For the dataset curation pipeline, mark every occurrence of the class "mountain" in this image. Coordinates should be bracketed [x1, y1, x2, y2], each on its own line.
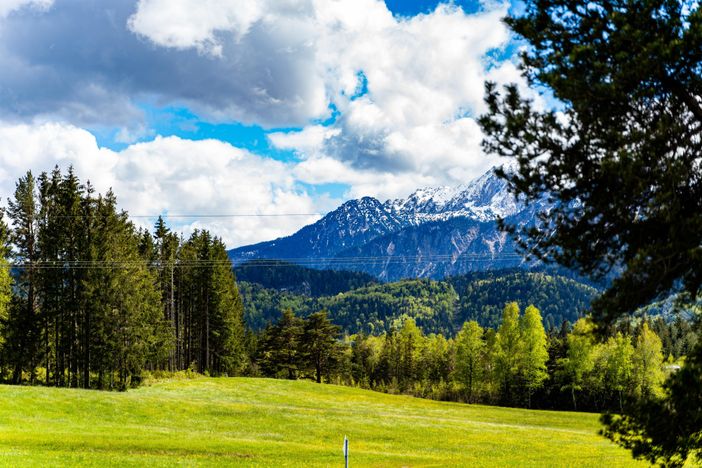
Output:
[229, 166, 546, 280]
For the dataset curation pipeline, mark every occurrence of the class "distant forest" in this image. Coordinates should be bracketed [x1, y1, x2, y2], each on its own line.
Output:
[237, 261, 598, 335]
[0, 168, 695, 416]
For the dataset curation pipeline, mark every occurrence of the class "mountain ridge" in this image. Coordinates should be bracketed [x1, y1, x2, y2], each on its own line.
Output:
[229, 166, 544, 280]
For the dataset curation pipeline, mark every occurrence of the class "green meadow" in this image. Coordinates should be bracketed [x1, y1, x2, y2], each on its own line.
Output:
[0, 377, 644, 467]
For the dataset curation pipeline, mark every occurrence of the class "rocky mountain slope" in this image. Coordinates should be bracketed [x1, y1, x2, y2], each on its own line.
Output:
[229, 166, 545, 280]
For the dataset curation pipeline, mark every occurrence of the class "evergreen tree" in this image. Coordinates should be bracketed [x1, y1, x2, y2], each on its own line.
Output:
[259, 309, 304, 379]
[153, 217, 179, 370]
[6, 171, 40, 384]
[85, 192, 167, 389]
[207, 238, 245, 375]
[479, 1, 702, 461]
[300, 310, 342, 383]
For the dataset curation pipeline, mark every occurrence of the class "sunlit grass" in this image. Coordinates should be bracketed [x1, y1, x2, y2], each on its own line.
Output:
[0, 377, 645, 466]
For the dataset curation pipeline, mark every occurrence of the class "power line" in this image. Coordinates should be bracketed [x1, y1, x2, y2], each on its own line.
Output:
[46, 212, 327, 219]
[4, 253, 527, 269]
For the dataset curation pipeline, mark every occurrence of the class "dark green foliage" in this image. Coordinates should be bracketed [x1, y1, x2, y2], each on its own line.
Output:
[479, 0, 702, 463]
[0, 168, 246, 388]
[258, 309, 344, 382]
[241, 271, 598, 336]
[479, 0, 702, 326]
[455, 271, 597, 330]
[234, 260, 377, 296]
[258, 309, 304, 379]
[301, 311, 343, 383]
[240, 278, 458, 335]
[323, 280, 458, 336]
[6, 172, 41, 384]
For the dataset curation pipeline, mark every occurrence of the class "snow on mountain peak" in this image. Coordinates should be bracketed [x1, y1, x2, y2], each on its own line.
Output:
[383, 166, 520, 224]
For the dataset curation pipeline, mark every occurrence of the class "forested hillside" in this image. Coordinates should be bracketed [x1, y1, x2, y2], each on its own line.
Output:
[453, 271, 598, 330]
[240, 279, 458, 335]
[239, 268, 599, 335]
[234, 260, 377, 296]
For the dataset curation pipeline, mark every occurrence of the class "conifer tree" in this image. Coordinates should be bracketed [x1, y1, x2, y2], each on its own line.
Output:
[208, 237, 245, 375]
[259, 309, 304, 379]
[301, 310, 342, 383]
[6, 171, 40, 383]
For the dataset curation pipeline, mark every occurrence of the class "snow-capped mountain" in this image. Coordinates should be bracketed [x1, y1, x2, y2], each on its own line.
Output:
[229, 166, 544, 280]
[384, 167, 519, 224]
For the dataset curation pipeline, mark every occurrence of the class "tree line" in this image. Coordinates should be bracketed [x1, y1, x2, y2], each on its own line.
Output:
[256, 302, 679, 413]
[239, 272, 598, 337]
[0, 168, 246, 389]
[0, 168, 687, 418]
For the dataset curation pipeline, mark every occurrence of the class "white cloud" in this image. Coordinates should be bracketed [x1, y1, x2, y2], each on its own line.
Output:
[0, 0, 535, 243]
[0, 0, 52, 17]
[269, 1, 521, 196]
[128, 0, 268, 56]
[267, 125, 340, 156]
[0, 122, 325, 247]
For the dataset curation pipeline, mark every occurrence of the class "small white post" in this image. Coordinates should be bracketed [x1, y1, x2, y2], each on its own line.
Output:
[343, 435, 349, 468]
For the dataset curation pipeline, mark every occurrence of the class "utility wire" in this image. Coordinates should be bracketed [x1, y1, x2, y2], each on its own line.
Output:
[3, 253, 526, 269]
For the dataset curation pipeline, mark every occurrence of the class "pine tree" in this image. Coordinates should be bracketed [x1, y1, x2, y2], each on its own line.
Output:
[6, 171, 40, 383]
[300, 310, 342, 383]
[84, 192, 166, 389]
[259, 309, 304, 379]
[153, 217, 178, 370]
[479, 2, 702, 458]
[208, 237, 245, 375]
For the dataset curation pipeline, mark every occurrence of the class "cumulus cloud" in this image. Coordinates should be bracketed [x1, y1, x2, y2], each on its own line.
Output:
[0, 0, 327, 127]
[0, 0, 52, 17]
[0, 122, 324, 247]
[0, 0, 534, 242]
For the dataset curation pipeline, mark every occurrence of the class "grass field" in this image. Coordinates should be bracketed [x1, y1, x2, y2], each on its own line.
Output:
[0, 377, 645, 467]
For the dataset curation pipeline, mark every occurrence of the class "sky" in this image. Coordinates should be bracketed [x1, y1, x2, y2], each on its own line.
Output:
[0, 0, 534, 248]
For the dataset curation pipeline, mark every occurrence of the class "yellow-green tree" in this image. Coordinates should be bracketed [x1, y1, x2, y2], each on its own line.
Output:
[454, 320, 485, 402]
[519, 305, 549, 407]
[496, 302, 521, 403]
[559, 318, 596, 410]
[633, 322, 665, 399]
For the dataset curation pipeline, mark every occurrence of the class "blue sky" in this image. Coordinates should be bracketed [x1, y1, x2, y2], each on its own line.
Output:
[0, 0, 526, 247]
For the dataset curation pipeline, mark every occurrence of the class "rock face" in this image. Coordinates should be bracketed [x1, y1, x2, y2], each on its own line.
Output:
[229, 166, 545, 280]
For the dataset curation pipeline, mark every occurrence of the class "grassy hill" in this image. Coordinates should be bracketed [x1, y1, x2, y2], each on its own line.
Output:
[0, 377, 643, 467]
